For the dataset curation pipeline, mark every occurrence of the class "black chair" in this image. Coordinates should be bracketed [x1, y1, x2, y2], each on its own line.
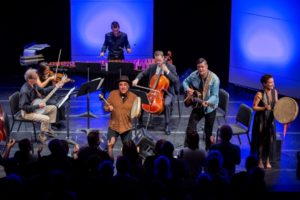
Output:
[217, 103, 253, 145]
[216, 88, 230, 125]
[203, 88, 230, 140]
[8, 91, 37, 141]
[171, 79, 182, 118]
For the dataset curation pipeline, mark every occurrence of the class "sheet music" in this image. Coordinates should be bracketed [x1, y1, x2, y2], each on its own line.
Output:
[92, 77, 105, 90]
[58, 87, 76, 108]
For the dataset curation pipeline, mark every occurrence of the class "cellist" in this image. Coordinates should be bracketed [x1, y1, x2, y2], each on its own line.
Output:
[132, 50, 179, 135]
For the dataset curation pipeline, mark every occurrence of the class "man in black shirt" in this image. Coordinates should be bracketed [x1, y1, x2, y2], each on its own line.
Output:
[100, 21, 131, 60]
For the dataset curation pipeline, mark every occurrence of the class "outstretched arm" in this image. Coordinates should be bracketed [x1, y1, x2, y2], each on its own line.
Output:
[1, 139, 16, 160]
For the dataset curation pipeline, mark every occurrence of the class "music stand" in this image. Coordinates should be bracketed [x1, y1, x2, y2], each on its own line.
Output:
[77, 77, 104, 134]
[57, 87, 77, 145]
[130, 89, 150, 134]
[130, 89, 149, 104]
[107, 62, 134, 78]
[75, 62, 102, 118]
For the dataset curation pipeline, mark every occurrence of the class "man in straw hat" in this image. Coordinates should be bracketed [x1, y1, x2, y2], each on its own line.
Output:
[102, 75, 137, 158]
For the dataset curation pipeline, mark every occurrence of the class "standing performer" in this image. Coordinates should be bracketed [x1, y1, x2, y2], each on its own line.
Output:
[102, 75, 137, 158]
[251, 74, 278, 169]
[182, 58, 219, 150]
[100, 21, 131, 60]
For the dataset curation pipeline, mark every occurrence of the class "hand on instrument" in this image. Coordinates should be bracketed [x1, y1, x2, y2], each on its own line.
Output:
[39, 102, 46, 108]
[55, 81, 64, 88]
[161, 64, 170, 74]
[108, 105, 114, 112]
[126, 48, 131, 53]
[48, 75, 56, 81]
[202, 101, 209, 107]
[55, 75, 67, 88]
[100, 52, 104, 57]
[187, 88, 194, 96]
[132, 79, 139, 86]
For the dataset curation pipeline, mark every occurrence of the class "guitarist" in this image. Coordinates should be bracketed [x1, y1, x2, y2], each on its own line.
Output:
[182, 58, 220, 150]
[19, 68, 64, 143]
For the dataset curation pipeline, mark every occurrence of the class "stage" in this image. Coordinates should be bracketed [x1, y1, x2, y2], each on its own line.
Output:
[0, 75, 299, 193]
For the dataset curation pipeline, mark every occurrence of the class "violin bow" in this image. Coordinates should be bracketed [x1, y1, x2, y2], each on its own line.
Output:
[54, 49, 62, 77]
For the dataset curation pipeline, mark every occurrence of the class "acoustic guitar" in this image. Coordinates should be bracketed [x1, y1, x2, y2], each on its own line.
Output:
[184, 89, 204, 108]
[184, 87, 213, 109]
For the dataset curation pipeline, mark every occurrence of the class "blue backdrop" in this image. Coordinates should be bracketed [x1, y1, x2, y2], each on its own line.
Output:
[229, 0, 300, 98]
[71, 0, 153, 61]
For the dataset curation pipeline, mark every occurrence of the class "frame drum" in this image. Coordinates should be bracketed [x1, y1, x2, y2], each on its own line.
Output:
[131, 97, 141, 119]
[274, 97, 299, 124]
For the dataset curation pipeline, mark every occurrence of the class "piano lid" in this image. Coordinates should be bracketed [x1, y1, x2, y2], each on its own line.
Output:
[21, 43, 50, 66]
[23, 43, 50, 57]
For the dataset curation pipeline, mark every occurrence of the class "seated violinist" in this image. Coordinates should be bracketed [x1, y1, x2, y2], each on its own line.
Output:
[132, 50, 179, 135]
[36, 62, 70, 129]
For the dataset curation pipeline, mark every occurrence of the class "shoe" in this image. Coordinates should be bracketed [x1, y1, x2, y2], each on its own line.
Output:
[59, 122, 66, 129]
[165, 125, 171, 135]
[51, 122, 64, 130]
[51, 125, 58, 131]
[45, 130, 57, 138]
[38, 133, 47, 143]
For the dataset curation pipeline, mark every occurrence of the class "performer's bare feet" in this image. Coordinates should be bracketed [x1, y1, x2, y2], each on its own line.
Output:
[258, 159, 264, 169]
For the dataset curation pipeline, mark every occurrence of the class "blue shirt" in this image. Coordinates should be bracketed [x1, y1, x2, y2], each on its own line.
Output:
[182, 70, 220, 114]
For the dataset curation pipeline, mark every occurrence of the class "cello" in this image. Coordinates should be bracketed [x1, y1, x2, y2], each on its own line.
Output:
[141, 67, 170, 114]
[0, 104, 8, 142]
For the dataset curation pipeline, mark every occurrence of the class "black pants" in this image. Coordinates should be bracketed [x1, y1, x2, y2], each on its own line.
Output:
[186, 108, 216, 149]
[164, 94, 173, 126]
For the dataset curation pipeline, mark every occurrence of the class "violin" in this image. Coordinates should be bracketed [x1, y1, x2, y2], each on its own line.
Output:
[141, 67, 170, 114]
[46, 49, 74, 84]
[48, 70, 74, 84]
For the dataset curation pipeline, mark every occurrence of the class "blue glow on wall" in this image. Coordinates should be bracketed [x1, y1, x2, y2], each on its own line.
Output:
[71, 0, 153, 61]
[229, 0, 300, 98]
